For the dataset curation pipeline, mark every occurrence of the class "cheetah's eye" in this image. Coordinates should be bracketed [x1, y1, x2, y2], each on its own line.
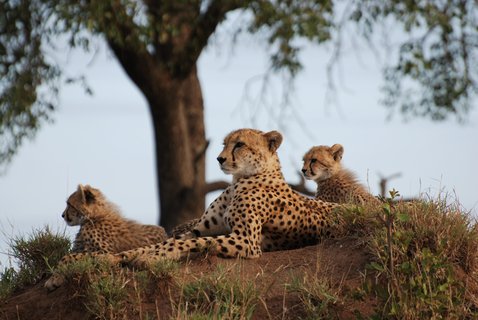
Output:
[234, 142, 245, 149]
[310, 159, 317, 163]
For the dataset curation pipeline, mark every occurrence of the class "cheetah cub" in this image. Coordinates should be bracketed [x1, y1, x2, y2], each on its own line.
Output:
[44, 184, 167, 291]
[109, 129, 341, 269]
[302, 144, 379, 205]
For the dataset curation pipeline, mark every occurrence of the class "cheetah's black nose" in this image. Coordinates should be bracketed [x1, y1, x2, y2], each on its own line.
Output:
[217, 157, 226, 165]
[62, 213, 65, 218]
[301, 169, 307, 174]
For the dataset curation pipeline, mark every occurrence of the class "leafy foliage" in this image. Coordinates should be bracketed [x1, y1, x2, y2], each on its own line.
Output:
[0, 0, 60, 165]
[0, 0, 477, 164]
[248, 0, 334, 76]
[350, 0, 478, 121]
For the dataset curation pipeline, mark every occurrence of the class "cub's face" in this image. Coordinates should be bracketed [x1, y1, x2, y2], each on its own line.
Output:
[217, 129, 282, 178]
[61, 184, 99, 226]
[62, 199, 85, 226]
[302, 144, 344, 181]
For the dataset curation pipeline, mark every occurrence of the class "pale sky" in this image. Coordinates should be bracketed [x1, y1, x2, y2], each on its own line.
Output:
[1, 25, 477, 267]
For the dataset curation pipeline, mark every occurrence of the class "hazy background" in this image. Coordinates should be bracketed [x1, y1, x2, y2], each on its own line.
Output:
[1, 34, 477, 268]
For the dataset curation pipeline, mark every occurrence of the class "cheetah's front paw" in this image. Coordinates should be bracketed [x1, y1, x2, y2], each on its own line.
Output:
[44, 273, 65, 292]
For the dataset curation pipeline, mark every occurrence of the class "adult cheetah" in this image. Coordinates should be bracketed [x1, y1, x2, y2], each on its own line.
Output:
[44, 184, 167, 290]
[112, 129, 342, 268]
[302, 144, 379, 205]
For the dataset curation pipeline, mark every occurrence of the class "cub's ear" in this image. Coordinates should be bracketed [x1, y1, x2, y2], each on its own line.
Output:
[330, 144, 344, 161]
[77, 184, 86, 203]
[83, 185, 96, 204]
[264, 130, 283, 152]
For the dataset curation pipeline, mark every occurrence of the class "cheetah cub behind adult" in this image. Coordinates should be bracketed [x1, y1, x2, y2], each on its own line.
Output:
[44, 184, 168, 291]
[302, 144, 379, 205]
[110, 129, 341, 269]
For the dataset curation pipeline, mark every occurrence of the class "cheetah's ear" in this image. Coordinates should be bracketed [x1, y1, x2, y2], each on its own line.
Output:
[77, 184, 86, 203]
[83, 185, 96, 204]
[264, 130, 283, 152]
[330, 144, 344, 162]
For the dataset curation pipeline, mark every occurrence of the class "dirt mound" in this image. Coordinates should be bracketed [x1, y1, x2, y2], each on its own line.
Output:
[1, 237, 376, 319]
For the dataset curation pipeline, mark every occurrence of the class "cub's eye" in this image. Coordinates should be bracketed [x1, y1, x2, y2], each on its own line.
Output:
[310, 159, 317, 163]
[234, 142, 245, 148]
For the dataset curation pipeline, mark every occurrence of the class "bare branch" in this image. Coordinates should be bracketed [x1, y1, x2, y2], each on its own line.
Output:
[204, 181, 230, 195]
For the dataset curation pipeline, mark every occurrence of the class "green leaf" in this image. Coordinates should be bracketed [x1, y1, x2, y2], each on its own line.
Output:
[368, 262, 385, 272]
[397, 213, 410, 222]
[382, 203, 391, 216]
[438, 283, 448, 292]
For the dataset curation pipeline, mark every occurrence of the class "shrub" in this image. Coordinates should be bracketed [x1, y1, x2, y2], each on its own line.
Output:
[351, 191, 478, 319]
[0, 227, 70, 298]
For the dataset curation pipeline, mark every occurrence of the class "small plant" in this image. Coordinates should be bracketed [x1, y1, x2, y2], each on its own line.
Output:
[286, 273, 341, 319]
[148, 259, 181, 279]
[174, 264, 259, 320]
[54, 255, 102, 289]
[0, 267, 17, 300]
[11, 227, 71, 282]
[57, 256, 130, 319]
[84, 268, 130, 320]
[0, 226, 70, 298]
[133, 259, 180, 301]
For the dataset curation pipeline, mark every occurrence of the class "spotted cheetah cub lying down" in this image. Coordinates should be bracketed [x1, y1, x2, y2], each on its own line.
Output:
[44, 184, 168, 291]
[108, 129, 341, 269]
[302, 144, 379, 205]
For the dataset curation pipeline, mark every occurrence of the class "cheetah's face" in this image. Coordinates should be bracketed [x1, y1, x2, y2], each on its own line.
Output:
[217, 129, 282, 178]
[62, 202, 85, 226]
[61, 184, 100, 226]
[302, 144, 344, 181]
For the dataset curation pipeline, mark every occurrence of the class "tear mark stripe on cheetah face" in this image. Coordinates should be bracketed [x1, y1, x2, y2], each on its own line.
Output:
[109, 129, 340, 268]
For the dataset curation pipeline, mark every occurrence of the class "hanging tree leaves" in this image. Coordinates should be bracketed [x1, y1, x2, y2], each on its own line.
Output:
[0, 1, 60, 164]
[350, 0, 478, 121]
[0, 0, 477, 163]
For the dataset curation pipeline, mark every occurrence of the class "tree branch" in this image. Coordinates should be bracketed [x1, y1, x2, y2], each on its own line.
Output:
[204, 180, 231, 195]
[108, 42, 156, 95]
[177, 0, 245, 76]
[103, 3, 157, 95]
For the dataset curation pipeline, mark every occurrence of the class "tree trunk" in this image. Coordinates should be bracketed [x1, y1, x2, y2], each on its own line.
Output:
[146, 67, 206, 232]
[104, 1, 239, 231]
